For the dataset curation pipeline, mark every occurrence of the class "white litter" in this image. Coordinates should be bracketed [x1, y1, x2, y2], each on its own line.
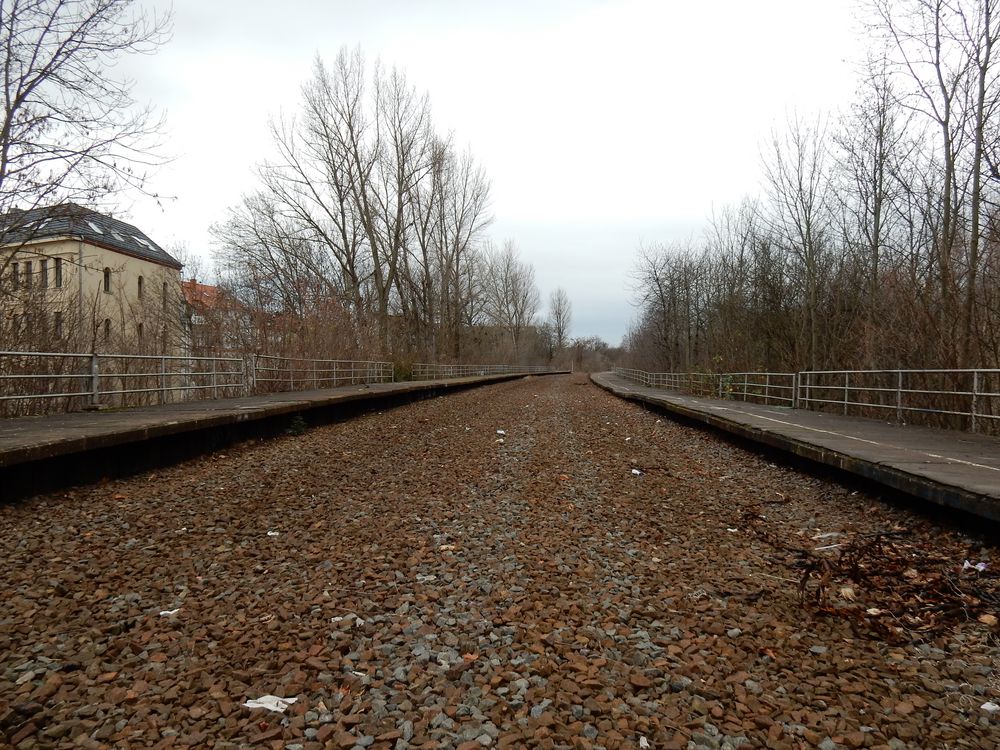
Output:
[639, 738, 651, 749]
[727, 528, 738, 533]
[631, 469, 643, 476]
[496, 430, 506, 436]
[243, 695, 298, 713]
[159, 608, 180, 616]
[330, 613, 364, 627]
[439, 544, 457, 552]
[963, 560, 989, 572]
[982, 701, 1000, 713]
[625, 437, 632, 442]
[266, 531, 279, 537]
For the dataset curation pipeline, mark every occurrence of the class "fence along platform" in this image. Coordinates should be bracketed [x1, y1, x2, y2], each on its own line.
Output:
[593, 371, 1000, 523]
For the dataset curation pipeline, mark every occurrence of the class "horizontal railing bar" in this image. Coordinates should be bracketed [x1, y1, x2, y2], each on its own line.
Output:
[0, 373, 91, 380]
[98, 371, 243, 380]
[0, 351, 93, 358]
[802, 368, 1000, 375]
[0, 391, 94, 401]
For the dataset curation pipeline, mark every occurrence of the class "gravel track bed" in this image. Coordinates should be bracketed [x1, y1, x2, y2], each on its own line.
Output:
[1, 373, 998, 750]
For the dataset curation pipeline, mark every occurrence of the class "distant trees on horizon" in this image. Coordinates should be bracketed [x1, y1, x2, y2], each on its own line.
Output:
[626, 0, 1000, 374]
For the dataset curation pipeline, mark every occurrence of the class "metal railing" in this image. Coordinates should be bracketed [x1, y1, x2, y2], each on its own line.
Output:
[412, 363, 557, 380]
[614, 368, 795, 405]
[0, 351, 245, 416]
[720, 372, 797, 405]
[252, 355, 393, 393]
[615, 367, 1000, 433]
[797, 369, 1000, 432]
[0, 350, 558, 417]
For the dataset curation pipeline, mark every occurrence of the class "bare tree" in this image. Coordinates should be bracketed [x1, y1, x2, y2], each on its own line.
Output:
[0, 0, 170, 263]
[215, 49, 451, 356]
[872, 0, 1000, 364]
[548, 287, 572, 351]
[833, 58, 916, 362]
[483, 240, 540, 360]
[761, 114, 833, 369]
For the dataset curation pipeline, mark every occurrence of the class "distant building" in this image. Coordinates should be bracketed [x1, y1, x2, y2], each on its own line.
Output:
[181, 278, 227, 354]
[0, 203, 185, 352]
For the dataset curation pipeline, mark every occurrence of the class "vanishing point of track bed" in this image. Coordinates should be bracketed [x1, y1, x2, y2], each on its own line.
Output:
[1, 373, 998, 750]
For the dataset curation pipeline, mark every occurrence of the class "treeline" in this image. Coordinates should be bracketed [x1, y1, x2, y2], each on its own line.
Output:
[211, 48, 562, 365]
[627, 0, 1000, 374]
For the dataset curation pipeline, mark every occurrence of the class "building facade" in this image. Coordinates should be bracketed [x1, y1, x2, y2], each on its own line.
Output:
[0, 203, 185, 353]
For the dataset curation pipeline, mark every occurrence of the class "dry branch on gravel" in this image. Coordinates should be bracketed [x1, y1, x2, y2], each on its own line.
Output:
[742, 508, 1000, 643]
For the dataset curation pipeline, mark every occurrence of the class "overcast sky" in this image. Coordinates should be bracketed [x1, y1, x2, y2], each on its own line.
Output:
[123, 0, 867, 344]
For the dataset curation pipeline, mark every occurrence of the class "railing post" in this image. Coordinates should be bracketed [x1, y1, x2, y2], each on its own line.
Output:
[212, 360, 218, 400]
[765, 373, 771, 405]
[971, 370, 979, 433]
[792, 373, 799, 409]
[90, 353, 100, 407]
[160, 356, 166, 404]
[844, 372, 849, 415]
[896, 370, 903, 424]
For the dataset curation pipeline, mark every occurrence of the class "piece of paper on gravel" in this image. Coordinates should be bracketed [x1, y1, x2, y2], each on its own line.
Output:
[243, 695, 298, 713]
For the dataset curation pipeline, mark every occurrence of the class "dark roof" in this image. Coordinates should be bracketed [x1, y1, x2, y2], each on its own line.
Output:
[0, 203, 182, 270]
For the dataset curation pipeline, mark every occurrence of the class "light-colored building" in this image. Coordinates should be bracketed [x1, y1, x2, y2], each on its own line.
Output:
[0, 203, 184, 352]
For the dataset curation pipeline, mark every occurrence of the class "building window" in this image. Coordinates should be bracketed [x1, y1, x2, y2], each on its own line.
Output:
[54, 258, 63, 288]
[103, 268, 111, 293]
[54, 312, 63, 338]
[103, 318, 111, 340]
[11, 262, 18, 290]
[39, 259, 48, 289]
[137, 322, 144, 345]
[24, 260, 32, 290]
[162, 281, 168, 311]
[137, 275, 144, 298]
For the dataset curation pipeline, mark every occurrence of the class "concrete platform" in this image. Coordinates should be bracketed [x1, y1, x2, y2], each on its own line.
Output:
[592, 371, 1000, 523]
[0, 373, 564, 501]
